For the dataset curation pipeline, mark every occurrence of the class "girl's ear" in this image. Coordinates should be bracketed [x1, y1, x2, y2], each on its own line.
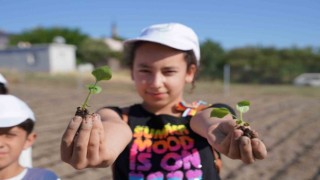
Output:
[185, 64, 197, 83]
[23, 132, 37, 150]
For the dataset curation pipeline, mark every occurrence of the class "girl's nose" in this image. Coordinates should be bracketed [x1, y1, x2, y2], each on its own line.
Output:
[148, 73, 163, 88]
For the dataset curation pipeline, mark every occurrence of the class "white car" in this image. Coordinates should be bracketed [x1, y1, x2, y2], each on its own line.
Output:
[294, 73, 320, 87]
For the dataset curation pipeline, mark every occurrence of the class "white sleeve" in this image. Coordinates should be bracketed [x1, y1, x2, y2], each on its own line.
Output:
[19, 147, 33, 167]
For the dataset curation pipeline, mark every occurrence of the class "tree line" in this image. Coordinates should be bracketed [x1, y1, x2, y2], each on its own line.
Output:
[9, 27, 320, 84]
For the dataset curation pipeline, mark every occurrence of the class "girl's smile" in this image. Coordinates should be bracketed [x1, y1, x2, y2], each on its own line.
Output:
[145, 90, 168, 100]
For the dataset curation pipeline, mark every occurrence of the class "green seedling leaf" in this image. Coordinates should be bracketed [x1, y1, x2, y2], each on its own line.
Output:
[87, 84, 102, 94]
[236, 100, 250, 114]
[210, 108, 230, 118]
[210, 100, 251, 128]
[80, 66, 112, 110]
[209, 100, 256, 138]
[237, 100, 250, 107]
[92, 66, 112, 82]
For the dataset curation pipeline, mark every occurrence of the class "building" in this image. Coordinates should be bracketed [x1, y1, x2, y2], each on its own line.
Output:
[0, 42, 76, 74]
[104, 38, 123, 52]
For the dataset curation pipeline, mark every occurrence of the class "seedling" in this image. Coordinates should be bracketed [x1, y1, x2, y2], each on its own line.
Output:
[75, 66, 112, 118]
[210, 100, 258, 139]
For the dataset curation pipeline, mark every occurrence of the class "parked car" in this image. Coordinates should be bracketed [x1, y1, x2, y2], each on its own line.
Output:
[294, 73, 320, 87]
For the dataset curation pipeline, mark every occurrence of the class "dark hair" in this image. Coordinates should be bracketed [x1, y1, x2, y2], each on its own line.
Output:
[124, 41, 198, 89]
[0, 83, 8, 94]
[17, 119, 35, 135]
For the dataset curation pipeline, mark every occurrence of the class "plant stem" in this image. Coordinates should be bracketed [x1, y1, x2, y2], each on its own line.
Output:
[81, 81, 98, 110]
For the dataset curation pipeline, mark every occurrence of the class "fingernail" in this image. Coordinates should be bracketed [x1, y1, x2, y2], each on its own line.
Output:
[73, 116, 82, 122]
[246, 138, 250, 145]
[253, 139, 260, 147]
[84, 117, 92, 124]
[234, 131, 242, 140]
[242, 138, 250, 146]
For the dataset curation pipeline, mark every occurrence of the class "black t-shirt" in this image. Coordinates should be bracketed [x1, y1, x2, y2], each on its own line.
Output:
[111, 104, 221, 180]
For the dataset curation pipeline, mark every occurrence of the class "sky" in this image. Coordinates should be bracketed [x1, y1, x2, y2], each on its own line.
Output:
[0, 0, 319, 49]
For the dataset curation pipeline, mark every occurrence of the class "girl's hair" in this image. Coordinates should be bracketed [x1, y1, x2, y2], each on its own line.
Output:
[124, 42, 198, 90]
[0, 83, 8, 94]
[17, 119, 34, 135]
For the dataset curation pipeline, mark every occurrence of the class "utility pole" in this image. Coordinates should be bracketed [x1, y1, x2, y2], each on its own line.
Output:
[224, 64, 230, 96]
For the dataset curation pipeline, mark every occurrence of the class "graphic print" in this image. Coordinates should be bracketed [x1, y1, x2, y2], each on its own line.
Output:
[129, 123, 203, 180]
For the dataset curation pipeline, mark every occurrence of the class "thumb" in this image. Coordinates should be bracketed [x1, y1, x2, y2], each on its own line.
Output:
[208, 120, 241, 149]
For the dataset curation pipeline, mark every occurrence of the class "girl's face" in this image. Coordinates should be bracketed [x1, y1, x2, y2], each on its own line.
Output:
[0, 126, 35, 170]
[132, 42, 196, 114]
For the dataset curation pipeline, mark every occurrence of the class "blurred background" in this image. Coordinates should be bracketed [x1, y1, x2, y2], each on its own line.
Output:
[1, 0, 320, 179]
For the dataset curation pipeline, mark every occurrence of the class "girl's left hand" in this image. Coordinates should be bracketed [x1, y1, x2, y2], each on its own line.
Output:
[207, 120, 267, 164]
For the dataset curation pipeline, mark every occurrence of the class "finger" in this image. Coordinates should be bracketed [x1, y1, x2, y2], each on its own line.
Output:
[251, 138, 267, 159]
[72, 115, 93, 168]
[61, 116, 82, 162]
[239, 136, 255, 164]
[218, 134, 231, 155]
[97, 118, 110, 167]
[87, 114, 103, 165]
[227, 130, 242, 159]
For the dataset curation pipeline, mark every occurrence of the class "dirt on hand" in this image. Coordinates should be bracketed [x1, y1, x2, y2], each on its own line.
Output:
[237, 125, 259, 139]
[75, 107, 89, 118]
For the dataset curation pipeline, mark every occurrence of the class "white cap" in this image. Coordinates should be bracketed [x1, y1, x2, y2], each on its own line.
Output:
[0, 73, 7, 85]
[124, 23, 200, 65]
[0, 95, 35, 127]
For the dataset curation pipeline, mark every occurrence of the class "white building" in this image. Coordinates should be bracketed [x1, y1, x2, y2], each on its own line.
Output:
[0, 43, 76, 74]
[104, 38, 123, 52]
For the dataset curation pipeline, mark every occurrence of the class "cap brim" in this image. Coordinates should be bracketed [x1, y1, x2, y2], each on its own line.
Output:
[124, 37, 193, 51]
[0, 117, 27, 127]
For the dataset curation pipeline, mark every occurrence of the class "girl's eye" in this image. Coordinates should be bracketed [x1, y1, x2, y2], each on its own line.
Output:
[163, 70, 176, 75]
[6, 133, 17, 138]
[138, 69, 151, 73]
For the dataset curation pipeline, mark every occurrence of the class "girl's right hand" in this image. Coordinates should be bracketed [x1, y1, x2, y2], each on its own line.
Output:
[60, 114, 111, 169]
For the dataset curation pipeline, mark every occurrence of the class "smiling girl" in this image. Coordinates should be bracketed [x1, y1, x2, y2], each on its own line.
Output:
[61, 23, 267, 180]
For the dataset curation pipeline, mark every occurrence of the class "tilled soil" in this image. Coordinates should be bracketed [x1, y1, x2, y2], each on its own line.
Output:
[9, 78, 320, 180]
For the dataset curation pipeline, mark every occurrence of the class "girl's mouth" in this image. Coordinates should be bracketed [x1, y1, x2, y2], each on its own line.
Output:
[147, 91, 167, 99]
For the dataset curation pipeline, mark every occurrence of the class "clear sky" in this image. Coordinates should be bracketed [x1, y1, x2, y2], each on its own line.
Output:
[1, 0, 319, 49]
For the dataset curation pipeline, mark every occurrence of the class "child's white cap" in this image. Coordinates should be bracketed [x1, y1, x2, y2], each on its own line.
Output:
[124, 23, 200, 65]
[0, 95, 35, 127]
[0, 73, 7, 85]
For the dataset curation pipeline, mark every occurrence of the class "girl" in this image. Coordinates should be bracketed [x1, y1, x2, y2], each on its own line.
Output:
[61, 23, 267, 180]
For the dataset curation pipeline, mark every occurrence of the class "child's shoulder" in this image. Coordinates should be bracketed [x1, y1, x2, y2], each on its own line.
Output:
[24, 168, 59, 180]
[96, 104, 137, 122]
[98, 104, 139, 115]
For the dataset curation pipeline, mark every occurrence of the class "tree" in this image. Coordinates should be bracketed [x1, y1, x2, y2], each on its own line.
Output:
[199, 39, 225, 79]
[77, 39, 112, 67]
[225, 46, 320, 84]
[9, 27, 88, 47]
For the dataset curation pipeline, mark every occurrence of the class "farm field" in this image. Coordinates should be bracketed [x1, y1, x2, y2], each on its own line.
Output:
[3, 71, 320, 180]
